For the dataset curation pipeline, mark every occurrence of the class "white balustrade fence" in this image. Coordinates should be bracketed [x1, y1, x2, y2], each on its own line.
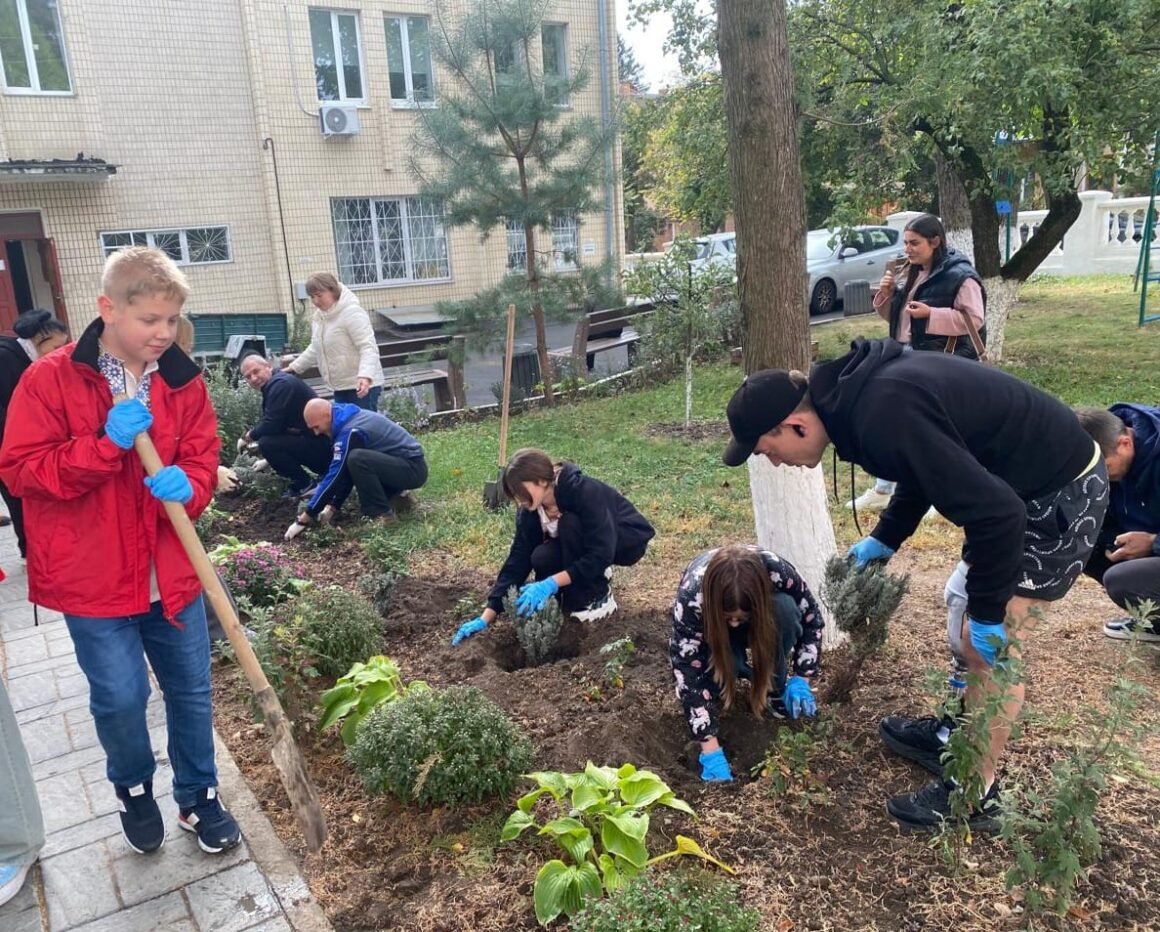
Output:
[887, 190, 1158, 276]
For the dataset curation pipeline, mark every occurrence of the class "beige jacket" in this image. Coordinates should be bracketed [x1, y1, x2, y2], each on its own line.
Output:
[288, 285, 384, 391]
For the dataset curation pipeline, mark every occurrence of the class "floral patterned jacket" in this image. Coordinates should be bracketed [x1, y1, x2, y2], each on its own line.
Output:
[669, 547, 823, 740]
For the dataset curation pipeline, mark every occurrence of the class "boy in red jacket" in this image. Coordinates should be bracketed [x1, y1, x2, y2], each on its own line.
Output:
[0, 247, 241, 856]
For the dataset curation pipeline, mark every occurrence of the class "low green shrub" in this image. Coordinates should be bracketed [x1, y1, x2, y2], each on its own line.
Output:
[348, 686, 533, 807]
[286, 586, 384, 679]
[569, 870, 760, 932]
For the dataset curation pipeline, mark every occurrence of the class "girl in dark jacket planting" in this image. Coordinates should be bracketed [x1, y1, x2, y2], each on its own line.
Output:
[452, 448, 655, 645]
[0, 309, 70, 555]
[670, 546, 823, 782]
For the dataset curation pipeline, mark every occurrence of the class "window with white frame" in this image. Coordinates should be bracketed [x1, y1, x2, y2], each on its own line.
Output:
[309, 8, 365, 103]
[541, 24, 568, 107]
[552, 211, 579, 271]
[99, 227, 232, 266]
[505, 219, 527, 273]
[0, 0, 71, 93]
[385, 14, 434, 105]
[331, 197, 450, 286]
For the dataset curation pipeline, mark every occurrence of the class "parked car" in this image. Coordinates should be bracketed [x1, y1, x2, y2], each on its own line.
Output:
[806, 225, 903, 315]
[686, 232, 737, 272]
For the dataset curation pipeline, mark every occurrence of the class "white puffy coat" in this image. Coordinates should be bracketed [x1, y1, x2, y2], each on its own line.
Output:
[288, 285, 384, 392]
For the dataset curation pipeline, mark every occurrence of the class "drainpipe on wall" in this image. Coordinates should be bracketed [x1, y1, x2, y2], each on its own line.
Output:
[596, 0, 616, 285]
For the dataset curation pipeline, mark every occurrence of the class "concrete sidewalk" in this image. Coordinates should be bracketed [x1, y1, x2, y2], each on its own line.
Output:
[0, 529, 332, 932]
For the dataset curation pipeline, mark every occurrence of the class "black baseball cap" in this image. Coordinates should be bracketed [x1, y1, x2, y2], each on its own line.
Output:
[722, 369, 808, 467]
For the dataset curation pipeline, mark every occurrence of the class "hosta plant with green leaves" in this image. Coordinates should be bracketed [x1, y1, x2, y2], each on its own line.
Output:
[501, 762, 734, 926]
[318, 656, 428, 746]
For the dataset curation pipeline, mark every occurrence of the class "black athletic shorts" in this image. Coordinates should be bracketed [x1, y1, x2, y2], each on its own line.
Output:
[1015, 448, 1109, 602]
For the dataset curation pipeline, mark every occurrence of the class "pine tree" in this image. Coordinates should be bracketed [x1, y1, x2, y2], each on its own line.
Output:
[413, 0, 616, 404]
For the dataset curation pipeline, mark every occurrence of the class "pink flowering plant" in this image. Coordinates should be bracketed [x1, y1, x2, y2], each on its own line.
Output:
[221, 544, 307, 608]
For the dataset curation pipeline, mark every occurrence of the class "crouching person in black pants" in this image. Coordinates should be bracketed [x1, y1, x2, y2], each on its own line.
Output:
[284, 398, 427, 540]
[238, 353, 332, 498]
[451, 448, 655, 645]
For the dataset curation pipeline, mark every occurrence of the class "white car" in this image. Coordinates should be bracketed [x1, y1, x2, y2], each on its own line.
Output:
[806, 226, 903, 315]
[687, 232, 737, 272]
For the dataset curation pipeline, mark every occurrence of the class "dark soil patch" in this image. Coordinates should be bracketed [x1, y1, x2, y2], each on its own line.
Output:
[213, 544, 1160, 932]
[644, 419, 730, 441]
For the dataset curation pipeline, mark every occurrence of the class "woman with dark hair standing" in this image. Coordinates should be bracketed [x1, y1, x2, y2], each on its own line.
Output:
[850, 212, 988, 512]
[0, 309, 70, 554]
[451, 448, 655, 645]
[670, 545, 823, 782]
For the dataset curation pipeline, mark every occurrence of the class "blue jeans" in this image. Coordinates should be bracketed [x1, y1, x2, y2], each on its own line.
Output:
[333, 386, 381, 412]
[725, 592, 803, 696]
[64, 596, 217, 807]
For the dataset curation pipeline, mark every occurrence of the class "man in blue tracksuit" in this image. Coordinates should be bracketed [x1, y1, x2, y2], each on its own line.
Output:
[284, 399, 427, 539]
[1077, 403, 1160, 641]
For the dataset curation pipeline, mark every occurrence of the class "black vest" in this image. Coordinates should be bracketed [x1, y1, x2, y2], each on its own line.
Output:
[889, 250, 987, 360]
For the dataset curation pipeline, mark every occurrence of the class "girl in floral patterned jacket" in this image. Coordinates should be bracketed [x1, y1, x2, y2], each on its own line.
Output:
[669, 545, 824, 782]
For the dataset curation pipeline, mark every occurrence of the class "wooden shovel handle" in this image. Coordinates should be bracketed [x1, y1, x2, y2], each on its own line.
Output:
[498, 303, 517, 467]
[130, 431, 274, 697]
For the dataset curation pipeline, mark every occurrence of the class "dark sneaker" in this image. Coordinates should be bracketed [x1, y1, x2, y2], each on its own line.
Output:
[886, 778, 1001, 833]
[765, 695, 789, 720]
[879, 714, 955, 776]
[1102, 616, 1160, 643]
[178, 787, 241, 854]
[115, 781, 165, 854]
[390, 491, 415, 514]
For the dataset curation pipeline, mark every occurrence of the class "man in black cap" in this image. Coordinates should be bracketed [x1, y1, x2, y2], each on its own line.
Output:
[722, 338, 1108, 832]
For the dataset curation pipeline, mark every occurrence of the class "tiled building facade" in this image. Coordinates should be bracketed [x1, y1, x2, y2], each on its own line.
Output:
[0, 0, 622, 341]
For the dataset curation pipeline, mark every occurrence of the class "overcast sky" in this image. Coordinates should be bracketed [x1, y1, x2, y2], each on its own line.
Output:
[615, 2, 683, 91]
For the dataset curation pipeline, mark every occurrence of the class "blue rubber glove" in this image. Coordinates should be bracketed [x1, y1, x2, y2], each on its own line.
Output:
[452, 616, 488, 646]
[699, 748, 733, 782]
[515, 577, 560, 616]
[104, 399, 153, 450]
[968, 617, 1008, 667]
[782, 676, 817, 720]
[144, 465, 193, 504]
[847, 536, 895, 569]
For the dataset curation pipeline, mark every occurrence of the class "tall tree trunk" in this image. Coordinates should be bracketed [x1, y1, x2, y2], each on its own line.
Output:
[935, 149, 974, 262]
[717, 0, 840, 647]
[522, 225, 555, 405]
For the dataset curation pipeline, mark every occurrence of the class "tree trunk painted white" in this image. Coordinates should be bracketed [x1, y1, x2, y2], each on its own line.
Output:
[684, 355, 693, 427]
[981, 276, 1020, 362]
[945, 228, 975, 264]
[748, 457, 844, 648]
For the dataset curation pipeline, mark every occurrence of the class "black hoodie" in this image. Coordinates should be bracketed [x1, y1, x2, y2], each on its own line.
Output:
[811, 338, 1095, 620]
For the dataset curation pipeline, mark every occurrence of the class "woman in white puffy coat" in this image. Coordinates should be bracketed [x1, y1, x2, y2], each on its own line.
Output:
[287, 272, 384, 411]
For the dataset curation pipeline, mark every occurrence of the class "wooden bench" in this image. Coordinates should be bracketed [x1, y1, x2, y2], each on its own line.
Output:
[549, 303, 654, 375]
[285, 334, 466, 411]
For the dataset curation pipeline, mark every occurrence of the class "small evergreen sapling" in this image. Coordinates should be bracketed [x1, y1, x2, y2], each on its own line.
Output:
[820, 555, 909, 703]
[504, 585, 564, 666]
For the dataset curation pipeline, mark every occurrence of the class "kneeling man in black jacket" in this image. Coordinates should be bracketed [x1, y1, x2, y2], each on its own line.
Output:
[239, 352, 331, 498]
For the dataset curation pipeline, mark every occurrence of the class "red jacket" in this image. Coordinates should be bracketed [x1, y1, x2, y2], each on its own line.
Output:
[0, 319, 219, 620]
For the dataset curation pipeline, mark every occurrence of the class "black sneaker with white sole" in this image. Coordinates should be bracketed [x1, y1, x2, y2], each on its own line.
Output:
[886, 777, 1002, 833]
[1102, 616, 1160, 643]
[879, 714, 955, 776]
[178, 787, 242, 854]
[115, 781, 165, 854]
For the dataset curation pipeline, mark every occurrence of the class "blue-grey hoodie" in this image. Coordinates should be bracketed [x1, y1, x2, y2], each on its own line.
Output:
[305, 403, 424, 515]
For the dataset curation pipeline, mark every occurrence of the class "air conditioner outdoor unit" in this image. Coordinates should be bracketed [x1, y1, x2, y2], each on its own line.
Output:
[319, 105, 360, 137]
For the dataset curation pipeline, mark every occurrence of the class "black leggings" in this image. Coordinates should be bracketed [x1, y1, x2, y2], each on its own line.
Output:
[529, 513, 648, 614]
[0, 478, 26, 558]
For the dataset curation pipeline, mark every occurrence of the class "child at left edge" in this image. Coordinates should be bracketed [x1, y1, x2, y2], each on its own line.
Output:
[0, 246, 242, 857]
